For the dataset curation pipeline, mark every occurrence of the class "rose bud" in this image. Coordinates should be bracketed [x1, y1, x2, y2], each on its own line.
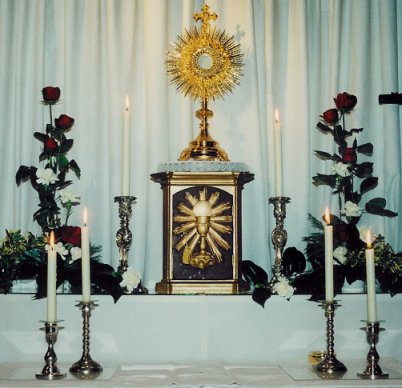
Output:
[322, 108, 339, 124]
[341, 147, 357, 163]
[44, 137, 58, 151]
[334, 92, 357, 112]
[55, 114, 75, 130]
[42, 86, 60, 104]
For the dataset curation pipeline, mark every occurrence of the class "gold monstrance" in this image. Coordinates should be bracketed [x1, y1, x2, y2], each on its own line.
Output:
[166, 4, 243, 161]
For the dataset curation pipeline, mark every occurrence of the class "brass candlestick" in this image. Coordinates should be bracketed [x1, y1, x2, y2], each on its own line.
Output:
[268, 196, 291, 281]
[114, 196, 136, 273]
[315, 300, 347, 376]
[36, 322, 66, 380]
[70, 301, 102, 378]
[358, 321, 389, 379]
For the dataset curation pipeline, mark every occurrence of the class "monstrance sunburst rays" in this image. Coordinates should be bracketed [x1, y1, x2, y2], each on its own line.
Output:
[166, 26, 243, 101]
[173, 188, 232, 269]
[165, 4, 244, 161]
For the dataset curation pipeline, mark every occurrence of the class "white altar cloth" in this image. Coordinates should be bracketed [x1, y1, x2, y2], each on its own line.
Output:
[0, 360, 402, 387]
[0, 294, 401, 386]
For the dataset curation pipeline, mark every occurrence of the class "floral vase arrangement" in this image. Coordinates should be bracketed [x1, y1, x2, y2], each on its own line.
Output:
[0, 87, 143, 300]
[243, 92, 402, 306]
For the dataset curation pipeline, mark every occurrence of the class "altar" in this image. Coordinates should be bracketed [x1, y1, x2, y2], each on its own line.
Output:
[0, 293, 401, 386]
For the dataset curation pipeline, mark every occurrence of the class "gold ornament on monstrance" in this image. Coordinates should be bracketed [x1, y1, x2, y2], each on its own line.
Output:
[166, 4, 243, 161]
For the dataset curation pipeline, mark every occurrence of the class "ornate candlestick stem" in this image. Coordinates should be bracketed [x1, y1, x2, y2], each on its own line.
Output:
[268, 196, 290, 280]
[36, 322, 66, 380]
[358, 321, 388, 379]
[70, 302, 102, 378]
[315, 301, 347, 376]
[114, 195, 136, 273]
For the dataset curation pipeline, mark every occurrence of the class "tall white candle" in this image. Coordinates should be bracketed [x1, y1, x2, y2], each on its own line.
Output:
[274, 108, 283, 197]
[324, 208, 334, 302]
[81, 207, 91, 302]
[47, 231, 57, 323]
[365, 230, 377, 322]
[121, 95, 130, 196]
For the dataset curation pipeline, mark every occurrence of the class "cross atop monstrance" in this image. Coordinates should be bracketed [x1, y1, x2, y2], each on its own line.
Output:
[166, 4, 243, 161]
[194, 4, 217, 33]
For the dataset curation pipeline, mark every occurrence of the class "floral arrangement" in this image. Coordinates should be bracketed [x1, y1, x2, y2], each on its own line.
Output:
[243, 92, 402, 306]
[301, 92, 400, 298]
[0, 87, 140, 300]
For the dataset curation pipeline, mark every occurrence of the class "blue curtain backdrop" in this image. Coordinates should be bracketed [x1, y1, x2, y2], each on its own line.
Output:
[0, 0, 401, 290]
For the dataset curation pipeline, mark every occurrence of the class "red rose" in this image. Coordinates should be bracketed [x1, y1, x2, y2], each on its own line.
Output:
[55, 114, 75, 130]
[322, 109, 339, 124]
[57, 226, 81, 246]
[42, 86, 60, 104]
[44, 137, 58, 151]
[341, 147, 357, 163]
[333, 92, 357, 112]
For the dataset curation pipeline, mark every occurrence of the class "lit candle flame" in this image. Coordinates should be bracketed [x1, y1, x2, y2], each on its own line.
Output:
[49, 231, 55, 248]
[366, 230, 372, 249]
[274, 108, 280, 123]
[125, 95, 129, 111]
[324, 207, 331, 225]
[83, 207, 88, 226]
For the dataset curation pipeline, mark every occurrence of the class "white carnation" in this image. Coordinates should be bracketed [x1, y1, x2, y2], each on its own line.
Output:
[332, 162, 350, 177]
[342, 201, 363, 217]
[70, 246, 82, 262]
[45, 241, 68, 260]
[333, 246, 348, 264]
[36, 168, 58, 185]
[120, 267, 141, 292]
[273, 277, 294, 299]
[60, 189, 80, 205]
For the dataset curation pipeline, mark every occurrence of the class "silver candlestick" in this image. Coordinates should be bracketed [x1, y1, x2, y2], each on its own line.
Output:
[36, 322, 66, 380]
[114, 195, 136, 273]
[357, 321, 388, 379]
[268, 196, 291, 280]
[70, 301, 102, 378]
[315, 300, 347, 376]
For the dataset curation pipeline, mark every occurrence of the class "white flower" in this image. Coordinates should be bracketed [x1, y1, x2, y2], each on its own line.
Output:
[36, 168, 58, 185]
[120, 267, 141, 292]
[59, 189, 80, 205]
[273, 277, 294, 299]
[333, 246, 348, 264]
[45, 241, 68, 259]
[332, 162, 350, 177]
[55, 242, 68, 259]
[69, 246, 82, 262]
[342, 201, 363, 217]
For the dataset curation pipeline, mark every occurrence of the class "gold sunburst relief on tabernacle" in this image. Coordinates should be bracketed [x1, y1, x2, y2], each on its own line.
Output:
[173, 187, 232, 270]
[166, 4, 243, 161]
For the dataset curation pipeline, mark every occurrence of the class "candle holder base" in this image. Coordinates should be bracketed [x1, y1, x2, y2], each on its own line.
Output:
[36, 371, 66, 380]
[357, 321, 388, 380]
[315, 356, 347, 375]
[70, 357, 103, 378]
[36, 322, 66, 380]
